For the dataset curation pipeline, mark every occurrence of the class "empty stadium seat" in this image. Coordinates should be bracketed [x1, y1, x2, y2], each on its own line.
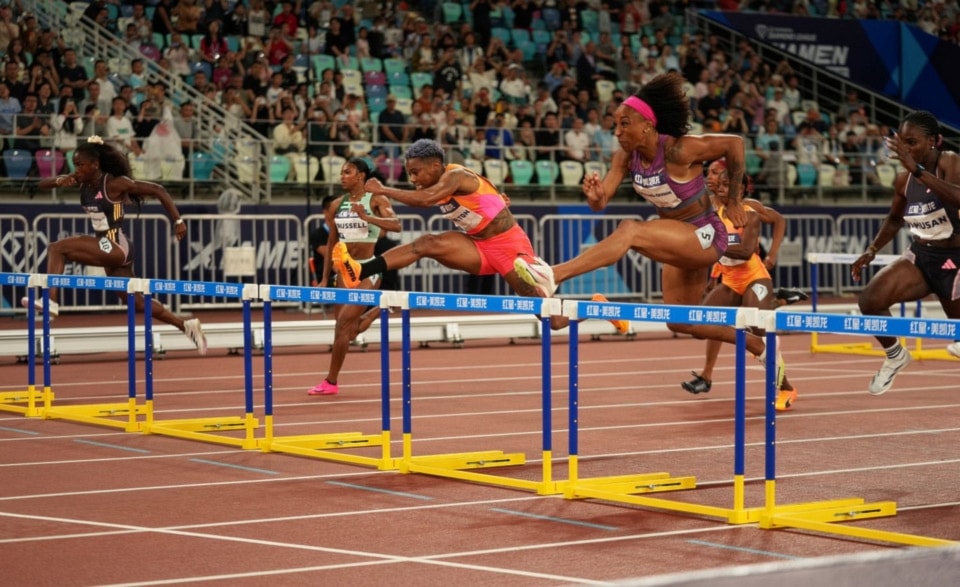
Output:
[817, 164, 836, 187]
[583, 161, 607, 179]
[796, 163, 817, 187]
[161, 156, 186, 180]
[191, 151, 217, 180]
[875, 163, 896, 187]
[463, 158, 484, 175]
[360, 57, 383, 72]
[535, 160, 558, 185]
[35, 149, 65, 178]
[559, 160, 585, 186]
[442, 2, 463, 24]
[483, 159, 508, 186]
[509, 160, 534, 185]
[292, 154, 320, 183]
[3, 149, 33, 179]
[321, 155, 346, 183]
[269, 155, 292, 182]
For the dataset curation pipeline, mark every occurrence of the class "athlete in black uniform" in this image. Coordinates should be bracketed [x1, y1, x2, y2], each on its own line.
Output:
[852, 111, 960, 394]
[24, 136, 207, 354]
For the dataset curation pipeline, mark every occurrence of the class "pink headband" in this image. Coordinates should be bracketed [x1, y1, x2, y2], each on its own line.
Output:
[624, 96, 657, 126]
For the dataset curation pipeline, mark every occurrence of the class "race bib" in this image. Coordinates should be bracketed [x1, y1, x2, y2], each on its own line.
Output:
[695, 224, 716, 250]
[98, 237, 113, 254]
[88, 211, 110, 232]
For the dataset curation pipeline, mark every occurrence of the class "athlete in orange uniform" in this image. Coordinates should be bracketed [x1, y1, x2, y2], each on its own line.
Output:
[332, 139, 626, 332]
[683, 169, 798, 410]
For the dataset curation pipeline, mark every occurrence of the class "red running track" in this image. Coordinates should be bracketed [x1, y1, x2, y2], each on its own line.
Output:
[1, 312, 958, 586]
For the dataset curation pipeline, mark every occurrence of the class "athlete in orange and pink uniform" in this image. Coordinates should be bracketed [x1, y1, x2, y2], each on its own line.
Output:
[331, 139, 581, 330]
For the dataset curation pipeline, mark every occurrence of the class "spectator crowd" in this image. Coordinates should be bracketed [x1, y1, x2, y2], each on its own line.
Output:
[0, 0, 956, 188]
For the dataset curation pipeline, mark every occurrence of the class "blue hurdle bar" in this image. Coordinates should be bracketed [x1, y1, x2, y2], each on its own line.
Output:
[398, 292, 561, 494]
[562, 298, 760, 523]
[0, 272, 48, 415]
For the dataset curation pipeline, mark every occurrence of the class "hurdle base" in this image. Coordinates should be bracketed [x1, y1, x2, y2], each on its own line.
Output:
[144, 416, 259, 449]
[44, 402, 145, 431]
[566, 473, 764, 524]
[760, 499, 954, 546]
[404, 451, 562, 494]
[262, 432, 399, 470]
[0, 389, 51, 417]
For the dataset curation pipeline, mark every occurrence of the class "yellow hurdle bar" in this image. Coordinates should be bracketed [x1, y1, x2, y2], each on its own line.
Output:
[44, 399, 144, 432]
[142, 401, 259, 449]
[0, 386, 51, 417]
[262, 430, 399, 470]
[405, 450, 562, 495]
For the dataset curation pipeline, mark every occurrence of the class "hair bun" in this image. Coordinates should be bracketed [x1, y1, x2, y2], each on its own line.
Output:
[87, 135, 104, 145]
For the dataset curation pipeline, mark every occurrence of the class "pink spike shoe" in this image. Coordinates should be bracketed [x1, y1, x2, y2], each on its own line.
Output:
[307, 379, 339, 396]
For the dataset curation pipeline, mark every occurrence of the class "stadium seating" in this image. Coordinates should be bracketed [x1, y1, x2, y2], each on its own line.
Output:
[509, 159, 534, 185]
[559, 160, 585, 186]
[35, 149, 65, 178]
[292, 154, 320, 183]
[535, 160, 558, 185]
[360, 57, 383, 73]
[875, 163, 896, 187]
[321, 154, 346, 183]
[796, 162, 817, 187]
[583, 161, 607, 179]
[411, 72, 433, 93]
[817, 164, 836, 187]
[483, 159, 508, 186]
[3, 149, 33, 179]
[269, 155, 292, 182]
[191, 151, 217, 180]
[442, 2, 463, 24]
[463, 158, 484, 175]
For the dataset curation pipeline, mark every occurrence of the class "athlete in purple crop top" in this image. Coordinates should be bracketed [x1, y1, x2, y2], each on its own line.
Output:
[516, 73, 785, 378]
[851, 110, 960, 395]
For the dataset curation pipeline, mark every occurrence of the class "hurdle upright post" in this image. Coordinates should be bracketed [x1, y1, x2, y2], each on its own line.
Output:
[0, 273, 51, 416]
[562, 298, 762, 524]
[258, 284, 397, 469]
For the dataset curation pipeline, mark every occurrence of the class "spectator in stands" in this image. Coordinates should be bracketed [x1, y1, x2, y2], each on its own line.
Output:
[325, 107, 360, 157]
[246, 0, 269, 38]
[458, 31, 485, 74]
[173, 100, 198, 162]
[483, 112, 514, 160]
[409, 111, 436, 144]
[535, 111, 561, 162]
[265, 25, 294, 66]
[0, 6, 18, 52]
[836, 88, 867, 121]
[32, 80, 56, 117]
[78, 82, 104, 122]
[1, 60, 26, 103]
[12, 93, 46, 156]
[377, 94, 407, 159]
[593, 111, 617, 164]
[575, 41, 609, 94]
[433, 46, 462, 101]
[172, 0, 203, 35]
[273, 105, 306, 157]
[223, 0, 248, 36]
[499, 63, 531, 105]
[105, 96, 141, 157]
[52, 96, 82, 154]
[621, 0, 651, 34]
[323, 15, 351, 62]
[721, 105, 750, 135]
[766, 87, 791, 127]
[90, 60, 117, 114]
[199, 20, 229, 64]
[513, 118, 537, 162]
[470, 0, 493, 47]
[5, 37, 28, 71]
[410, 33, 437, 73]
[164, 32, 193, 78]
[468, 127, 487, 161]
[563, 117, 593, 163]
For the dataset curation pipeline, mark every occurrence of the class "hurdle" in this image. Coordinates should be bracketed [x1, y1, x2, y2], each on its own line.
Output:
[258, 284, 399, 470]
[397, 291, 564, 495]
[561, 298, 765, 524]
[10, 274, 147, 431]
[140, 279, 261, 449]
[807, 252, 957, 361]
[759, 309, 959, 547]
[0, 273, 51, 417]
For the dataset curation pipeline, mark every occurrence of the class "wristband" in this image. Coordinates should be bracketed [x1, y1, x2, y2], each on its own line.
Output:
[175, 219, 185, 226]
[866, 245, 878, 256]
